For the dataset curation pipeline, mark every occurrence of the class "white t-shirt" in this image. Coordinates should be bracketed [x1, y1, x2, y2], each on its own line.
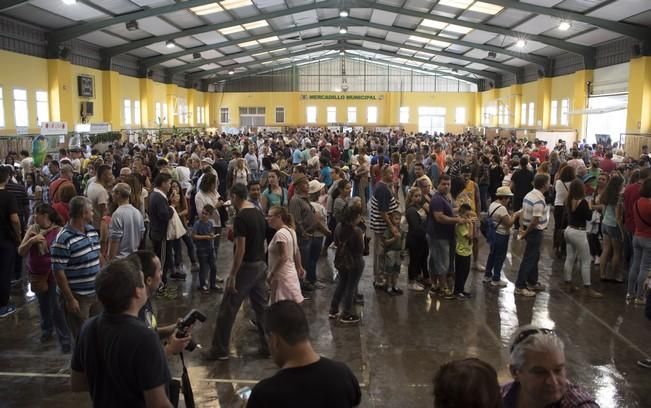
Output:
[310, 202, 327, 237]
[86, 181, 109, 226]
[488, 201, 509, 236]
[554, 180, 570, 206]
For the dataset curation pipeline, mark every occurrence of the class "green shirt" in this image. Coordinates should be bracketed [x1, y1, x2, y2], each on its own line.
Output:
[455, 223, 472, 257]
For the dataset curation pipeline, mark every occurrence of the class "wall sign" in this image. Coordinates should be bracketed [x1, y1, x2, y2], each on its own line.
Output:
[301, 95, 384, 101]
[40, 121, 68, 135]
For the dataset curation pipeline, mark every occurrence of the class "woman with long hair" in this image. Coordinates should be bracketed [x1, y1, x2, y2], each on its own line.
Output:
[266, 206, 304, 304]
[261, 169, 288, 214]
[354, 154, 370, 214]
[195, 172, 224, 264]
[599, 174, 625, 282]
[405, 187, 428, 292]
[553, 165, 576, 258]
[588, 173, 609, 264]
[563, 179, 602, 297]
[332, 179, 352, 225]
[329, 204, 365, 325]
[18, 203, 71, 352]
[627, 178, 651, 304]
[170, 179, 197, 271]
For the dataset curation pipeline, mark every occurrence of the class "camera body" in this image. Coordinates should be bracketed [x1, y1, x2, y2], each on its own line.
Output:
[176, 309, 207, 351]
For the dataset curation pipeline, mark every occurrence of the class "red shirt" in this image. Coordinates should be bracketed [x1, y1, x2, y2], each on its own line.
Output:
[52, 202, 70, 224]
[624, 182, 642, 233]
[600, 158, 616, 174]
[634, 198, 651, 238]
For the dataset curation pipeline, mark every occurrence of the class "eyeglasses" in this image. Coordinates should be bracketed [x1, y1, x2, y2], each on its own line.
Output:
[510, 328, 554, 353]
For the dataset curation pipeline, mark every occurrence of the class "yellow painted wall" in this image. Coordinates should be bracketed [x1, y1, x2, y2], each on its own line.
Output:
[0, 50, 48, 135]
[626, 56, 651, 134]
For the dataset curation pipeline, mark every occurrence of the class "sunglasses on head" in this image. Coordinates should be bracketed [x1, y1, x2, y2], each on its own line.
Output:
[510, 328, 554, 353]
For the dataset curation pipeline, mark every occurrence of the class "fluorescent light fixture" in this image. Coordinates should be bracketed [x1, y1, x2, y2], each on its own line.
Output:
[339, 27, 347, 34]
[262, 60, 274, 64]
[270, 48, 286, 53]
[558, 21, 571, 31]
[219, 25, 245, 35]
[438, 0, 473, 9]
[62, 0, 76, 4]
[220, 0, 252, 10]
[445, 24, 473, 34]
[238, 40, 259, 47]
[420, 19, 447, 29]
[252, 52, 268, 57]
[339, 10, 349, 17]
[257, 36, 279, 43]
[515, 39, 526, 48]
[468, 1, 503, 15]
[228, 70, 235, 74]
[243, 20, 268, 30]
[191, 3, 224, 15]
[165, 40, 176, 48]
[428, 39, 451, 48]
[409, 35, 429, 43]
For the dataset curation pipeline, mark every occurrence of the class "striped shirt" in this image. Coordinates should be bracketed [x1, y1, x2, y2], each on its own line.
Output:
[51, 224, 101, 296]
[521, 188, 548, 230]
[370, 181, 399, 233]
[501, 381, 598, 408]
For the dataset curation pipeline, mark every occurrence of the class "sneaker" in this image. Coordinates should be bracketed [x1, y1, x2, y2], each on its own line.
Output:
[373, 280, 387, 289]
[482, 276, 493, 283]
[515, 288, 536, 297]
[473, 263, 486, 272]
[385, 287, 398, 296]
[408, 282, 425, 292]
[462, 291, 473, 298]
[637, 358, 651, 369]
[203, 349, 230, 361]
[339, 314, 361, 325]
[634, 297, 646, 305]
[527, 282, 546, 292]
[593, 256, 600, 265]
[455, 293, 469, 300]
[200, 285, 210, 294]
[392, 287, 404, 295]
[170, 272, 187, 281]
[490, 280, 508, 288]
[215, 276, 225, 284]
[0, 304, 17, 318]
[328, 310, 339, 319]
[210, 285, 224, 293]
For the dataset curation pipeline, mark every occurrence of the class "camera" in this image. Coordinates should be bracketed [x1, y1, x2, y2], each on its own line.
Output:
[176, 309, 207, 351]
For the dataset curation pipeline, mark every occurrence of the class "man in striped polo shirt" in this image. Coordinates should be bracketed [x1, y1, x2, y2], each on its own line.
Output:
[515, 174, 550, 297]
[370, 165, 399, 289]
[52, 196, 102, 340]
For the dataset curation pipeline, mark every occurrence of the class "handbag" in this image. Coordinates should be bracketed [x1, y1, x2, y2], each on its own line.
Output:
[29, 272, 49, 294]
[167, 207, 186, 241]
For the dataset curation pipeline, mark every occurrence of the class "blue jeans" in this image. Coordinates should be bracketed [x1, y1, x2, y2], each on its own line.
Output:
[299, 239, 312, 282]
[197, 249, 217, 289]
[36, 281, 71, 349]
[627, 235, 651, 299]
[485, 233, 509, 281]
[516, 229, 543, 289]
[330, 258, 364, 315]
[306, 236, 324, 284]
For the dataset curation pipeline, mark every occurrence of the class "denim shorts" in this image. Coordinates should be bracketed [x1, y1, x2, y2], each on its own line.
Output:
[602, 224, 622, 241]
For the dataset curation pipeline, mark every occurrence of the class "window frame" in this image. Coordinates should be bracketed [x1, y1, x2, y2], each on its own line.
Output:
[35, 90, 49, 126]
[275, 106, 285, 123]
[220, 107, 230, 124]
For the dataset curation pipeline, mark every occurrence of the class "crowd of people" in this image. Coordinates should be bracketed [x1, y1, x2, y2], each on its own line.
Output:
[1, 128, 650, 407]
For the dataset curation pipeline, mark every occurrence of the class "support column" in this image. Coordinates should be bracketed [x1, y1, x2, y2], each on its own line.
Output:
[536, 77, 552, 129]
[140, 78, 154, 128]
[510, 84, 522, 128]
[626, 56, 651, 134]
[166, 84, 176, 127]
[102, 70, 121, 129]
[187, 89, 196, 127]
[571, 69, 593, 141]
[47, 59, 74, 125]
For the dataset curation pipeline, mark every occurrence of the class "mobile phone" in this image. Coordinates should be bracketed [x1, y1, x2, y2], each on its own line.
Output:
[236, 387, 252, 401]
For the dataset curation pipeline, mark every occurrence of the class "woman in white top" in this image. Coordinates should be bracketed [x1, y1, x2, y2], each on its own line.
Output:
[267, 206, 304, 304]
[175, 155, 192, 194]
[553, 164, 575, 259]
[195, 173, 224, 259]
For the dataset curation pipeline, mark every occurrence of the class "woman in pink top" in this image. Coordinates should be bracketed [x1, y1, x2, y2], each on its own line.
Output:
[627, 178, 651, 304]
[266, 206, 304, 304]
[18, 203, 71, 352]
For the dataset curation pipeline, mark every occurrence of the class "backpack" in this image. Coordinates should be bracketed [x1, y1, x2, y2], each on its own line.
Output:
[480, 205, 504, 244]
[334, 233, 356, 271]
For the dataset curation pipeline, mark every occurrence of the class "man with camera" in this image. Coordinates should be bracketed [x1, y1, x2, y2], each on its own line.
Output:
[71, 258, 187, 407]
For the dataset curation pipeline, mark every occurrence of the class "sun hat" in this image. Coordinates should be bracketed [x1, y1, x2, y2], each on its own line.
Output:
[495, 186, 514, 197]
[308, 179, 325, 194]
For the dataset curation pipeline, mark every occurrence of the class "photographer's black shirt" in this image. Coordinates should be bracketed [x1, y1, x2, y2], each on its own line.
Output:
[247, 357, 361, 408]
[71, 313, 171, 408]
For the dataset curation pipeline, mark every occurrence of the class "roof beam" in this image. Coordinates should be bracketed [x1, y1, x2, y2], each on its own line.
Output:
[349, 0, 595, 60]
[49, 0, 230, 43]
[187, 45, 341, 80]
[0, 0, 28, 12]
[344, 33, 521, 75]
[335, 17, 551, 70]
[212, 49, 480, 85]
[481, 0, 651, 41]
[168, 34, 341, 74]
[102, 0, 338, 57]
[343, 44, 500, 82]
[142, 18, 345, 69]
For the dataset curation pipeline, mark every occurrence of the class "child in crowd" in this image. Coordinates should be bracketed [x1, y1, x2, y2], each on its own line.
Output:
[451, 204, 474, 300]
[382, 210, 405, 296]
[192, 204, 222, 293]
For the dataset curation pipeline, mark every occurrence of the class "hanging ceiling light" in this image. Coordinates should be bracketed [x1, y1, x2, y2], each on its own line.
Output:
[165, 40, 176, 48]
[339, 27, 347, 34]
[62, 0, 77, 4]
[228, 70, 235, 75]
[339, 50, 345, 56]
[339, 10, 349, 17]
[515, 39, 526, 48]
[558, 21, 571, 31]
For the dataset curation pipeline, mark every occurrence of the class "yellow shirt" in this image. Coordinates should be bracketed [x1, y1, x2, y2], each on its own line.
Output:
[455, 223, 472, 257]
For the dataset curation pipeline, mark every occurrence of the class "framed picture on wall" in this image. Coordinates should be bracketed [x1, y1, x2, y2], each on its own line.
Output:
[78, 75, 94, 98]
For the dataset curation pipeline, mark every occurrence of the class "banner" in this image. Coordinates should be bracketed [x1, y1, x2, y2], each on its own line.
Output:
[90, 123, 111, 133]
[300, 94, 384, 101]
[40, 121, 68, 135]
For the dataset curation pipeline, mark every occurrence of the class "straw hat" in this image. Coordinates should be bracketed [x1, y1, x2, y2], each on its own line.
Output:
[495, 186, 513, 197]
[308, 179, 325, 194]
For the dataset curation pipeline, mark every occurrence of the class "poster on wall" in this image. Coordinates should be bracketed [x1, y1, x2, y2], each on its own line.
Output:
[40, 121, 68, 135]
[90, 123, 111, 133]
[16, 126, 29, 135]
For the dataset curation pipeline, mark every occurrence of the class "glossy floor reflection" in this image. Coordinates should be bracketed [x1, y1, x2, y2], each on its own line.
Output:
[1, 229, 650, 407]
